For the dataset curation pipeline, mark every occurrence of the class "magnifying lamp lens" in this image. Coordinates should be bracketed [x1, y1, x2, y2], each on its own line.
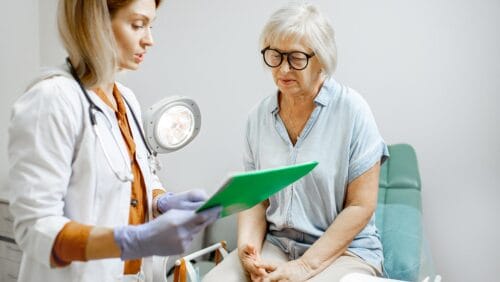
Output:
[156, 105, 195, 148]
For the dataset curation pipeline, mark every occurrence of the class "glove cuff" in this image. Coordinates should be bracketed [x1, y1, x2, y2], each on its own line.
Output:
[113, 225, 144, 260]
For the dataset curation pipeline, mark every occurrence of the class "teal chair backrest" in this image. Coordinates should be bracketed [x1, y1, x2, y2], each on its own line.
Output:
[376, 144, 423, 281]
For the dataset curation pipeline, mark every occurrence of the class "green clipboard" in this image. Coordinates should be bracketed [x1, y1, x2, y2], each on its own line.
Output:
[196, 161, 318, 217]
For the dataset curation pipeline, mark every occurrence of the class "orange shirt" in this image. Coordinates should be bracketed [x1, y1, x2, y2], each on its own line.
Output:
[51, 85, 165, 275]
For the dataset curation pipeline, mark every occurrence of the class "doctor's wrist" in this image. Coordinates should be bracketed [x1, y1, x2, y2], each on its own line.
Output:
[85, 226, 121, 260]
[152, 189, 170, 218]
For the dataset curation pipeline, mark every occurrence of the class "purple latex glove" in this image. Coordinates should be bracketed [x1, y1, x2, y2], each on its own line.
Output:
[114, 207, 221, 260]
[156, 189, 208, 213]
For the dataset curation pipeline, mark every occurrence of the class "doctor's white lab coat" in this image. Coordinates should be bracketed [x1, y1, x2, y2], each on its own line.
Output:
[7, 69, 164, 282]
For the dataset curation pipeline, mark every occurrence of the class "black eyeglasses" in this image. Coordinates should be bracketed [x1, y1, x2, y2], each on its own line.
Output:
[261, 46, 315, 71]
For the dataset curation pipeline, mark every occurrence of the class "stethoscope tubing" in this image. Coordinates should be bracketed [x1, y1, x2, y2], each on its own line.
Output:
[92, 123, 134, 182]
[66, 57, 153, 182]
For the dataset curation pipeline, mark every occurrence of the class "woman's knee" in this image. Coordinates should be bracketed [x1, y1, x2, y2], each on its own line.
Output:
[202, 250, 248, 282]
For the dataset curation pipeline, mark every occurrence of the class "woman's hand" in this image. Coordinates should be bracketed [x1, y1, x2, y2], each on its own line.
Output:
[262, 258, 314, 282]
[239, 244, 276, 282]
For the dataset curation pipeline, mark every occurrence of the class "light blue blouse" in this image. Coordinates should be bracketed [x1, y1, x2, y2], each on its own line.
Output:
[243, 77, 389, 271]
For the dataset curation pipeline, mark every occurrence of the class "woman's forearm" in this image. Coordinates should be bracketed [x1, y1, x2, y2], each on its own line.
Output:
[299, 204, 374, 273]
[300, 163, 380, 274]
[237, 200, 268, 252]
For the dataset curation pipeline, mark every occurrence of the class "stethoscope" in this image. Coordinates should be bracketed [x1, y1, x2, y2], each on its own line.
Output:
[66, 57, 156, 183]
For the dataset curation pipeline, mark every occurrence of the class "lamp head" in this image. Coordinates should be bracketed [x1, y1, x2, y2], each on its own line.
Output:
[144, 96, 201, 154]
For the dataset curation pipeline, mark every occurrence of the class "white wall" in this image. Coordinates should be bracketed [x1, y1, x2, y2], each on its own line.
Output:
[0, 0, 39, 199]
[39, 0, 65, 66]
[2, 1, 499, 281]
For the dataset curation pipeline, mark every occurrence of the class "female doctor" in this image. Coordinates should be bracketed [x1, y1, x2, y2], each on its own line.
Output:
[7, 0, 220, 281]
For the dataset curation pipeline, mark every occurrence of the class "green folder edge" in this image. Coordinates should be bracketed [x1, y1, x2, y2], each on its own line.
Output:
[196, 161, 318, 218]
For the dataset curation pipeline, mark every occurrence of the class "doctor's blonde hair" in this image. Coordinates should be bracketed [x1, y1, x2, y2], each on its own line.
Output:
[58, 0, 162, 88]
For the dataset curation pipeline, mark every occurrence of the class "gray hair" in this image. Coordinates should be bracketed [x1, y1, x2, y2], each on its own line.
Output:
[259, 2, 337, 76]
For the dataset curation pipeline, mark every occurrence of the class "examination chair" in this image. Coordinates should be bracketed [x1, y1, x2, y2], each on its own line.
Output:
[166, 144, 435, 282]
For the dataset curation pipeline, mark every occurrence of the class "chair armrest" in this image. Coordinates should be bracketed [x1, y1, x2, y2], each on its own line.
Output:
[175, 241, 228, 264]
[172, 241, 228, 282]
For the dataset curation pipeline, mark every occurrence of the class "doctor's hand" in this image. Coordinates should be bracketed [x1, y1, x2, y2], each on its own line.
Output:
[239, 244, 276, 282]
[114, 207, 221, 260]
[156, 189, 208, 213]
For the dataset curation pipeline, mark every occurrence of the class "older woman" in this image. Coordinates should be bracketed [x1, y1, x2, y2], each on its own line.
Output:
[204, 3, 388, 282]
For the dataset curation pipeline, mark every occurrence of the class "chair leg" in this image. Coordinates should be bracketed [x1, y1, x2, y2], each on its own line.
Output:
[214, 241, 227, 265]
[173, 259, 187, 282]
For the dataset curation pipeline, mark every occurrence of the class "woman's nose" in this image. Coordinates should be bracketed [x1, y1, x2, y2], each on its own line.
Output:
[279, 57, 291, 73]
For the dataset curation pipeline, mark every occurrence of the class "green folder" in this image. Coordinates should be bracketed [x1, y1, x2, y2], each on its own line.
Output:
[196, 161, 318, 217]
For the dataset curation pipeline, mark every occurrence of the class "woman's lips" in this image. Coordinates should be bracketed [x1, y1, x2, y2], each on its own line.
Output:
[279, 78, 296, 86]
[134, 54, 144, 63]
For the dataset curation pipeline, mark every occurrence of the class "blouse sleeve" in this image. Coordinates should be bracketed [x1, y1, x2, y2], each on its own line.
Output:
[347, 97, 389, 183]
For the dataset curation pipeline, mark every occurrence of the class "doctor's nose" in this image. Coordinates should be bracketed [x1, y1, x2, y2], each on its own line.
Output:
[142, 28, 154, 47]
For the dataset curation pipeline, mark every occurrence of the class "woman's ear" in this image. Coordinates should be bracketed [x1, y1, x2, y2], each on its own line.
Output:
[319, 68, 326, 78]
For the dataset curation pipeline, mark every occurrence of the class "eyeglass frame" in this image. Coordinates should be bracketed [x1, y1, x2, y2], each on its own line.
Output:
[260, 46, 316, 71]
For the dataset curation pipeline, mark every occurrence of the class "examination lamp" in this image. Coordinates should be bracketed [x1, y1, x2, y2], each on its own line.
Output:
[144, 96, 201, 155]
